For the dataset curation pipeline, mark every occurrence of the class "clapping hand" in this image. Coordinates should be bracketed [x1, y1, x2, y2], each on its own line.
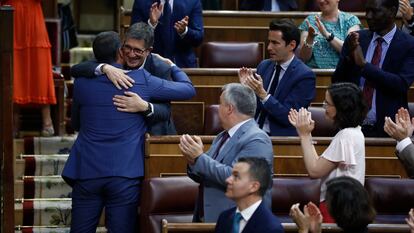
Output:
[384, 108, 414, 141]
[288, 108, 315, 137]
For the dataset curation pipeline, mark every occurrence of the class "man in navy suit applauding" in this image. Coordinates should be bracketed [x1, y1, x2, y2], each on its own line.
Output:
[215, 157, 284, 233]
[239, 19, 315, 136]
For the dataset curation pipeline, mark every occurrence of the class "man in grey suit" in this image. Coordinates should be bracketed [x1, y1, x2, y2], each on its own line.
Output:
[384, 108, 414, 178]
[179, 83, 274, 223]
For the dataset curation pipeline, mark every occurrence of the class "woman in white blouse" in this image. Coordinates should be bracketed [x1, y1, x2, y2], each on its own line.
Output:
[288, 82, 367, 223]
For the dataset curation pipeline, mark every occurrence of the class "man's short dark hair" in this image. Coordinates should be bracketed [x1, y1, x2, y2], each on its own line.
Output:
[92, 31, 121, 64]
[326, 176, 376, 232]
[125, 22, 154, 49]
[380, 0, 399, 16]
[238, 157, 272, 197]
[269, 18, 301, 51]
[328, 82, 367, 129]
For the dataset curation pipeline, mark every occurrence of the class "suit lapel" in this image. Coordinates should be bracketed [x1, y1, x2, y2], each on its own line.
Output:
[263, 62, 276, 90]
[360, 30, 373, 57]
[241, 202, 265, 233]
[215, 120, 253, 162]
[382, 29, 401, 70]
[274, 57, 296, 98]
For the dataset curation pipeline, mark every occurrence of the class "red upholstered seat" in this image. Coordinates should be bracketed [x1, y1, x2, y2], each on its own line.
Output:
[199, 42, 264, 68]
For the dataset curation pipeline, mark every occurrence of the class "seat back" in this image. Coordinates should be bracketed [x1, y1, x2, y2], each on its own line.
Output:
[308, 106, 337, 137]
[199, 42, 264, 68]
[203, 105, 223, 135]
[364, 178, 414, 223]
[272, 177, 321, 222]
[139, 177, 198, 233]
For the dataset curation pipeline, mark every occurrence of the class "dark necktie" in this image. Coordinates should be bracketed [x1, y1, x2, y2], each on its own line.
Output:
[264, 0, 272, 10]
[161, 0, 173, 59]
[212, 131, 230, 159]
[257, 65, 282, 128]
[197, 131, 230, 221]
[363, 37, 383, 109]
[232, 212, 243, 233]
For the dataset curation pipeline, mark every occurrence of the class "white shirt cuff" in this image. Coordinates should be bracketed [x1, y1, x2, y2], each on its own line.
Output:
[146, 103, 154, 117]
[261, 94, 271, 103]
[147, 19, 157, 29]
[179, 26, 188, 38]
[95, 64, 105, 75]
[396, 137, 412, 153]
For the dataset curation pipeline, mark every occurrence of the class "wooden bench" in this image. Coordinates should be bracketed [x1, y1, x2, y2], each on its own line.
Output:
[161, 220, 410, 233]
[144, 136, 407, 178]
[119, 9, 403, 41]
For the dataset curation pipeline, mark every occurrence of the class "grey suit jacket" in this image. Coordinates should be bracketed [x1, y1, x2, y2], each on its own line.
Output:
[397, 143, 414, 178]
[187, 119, 274, 223]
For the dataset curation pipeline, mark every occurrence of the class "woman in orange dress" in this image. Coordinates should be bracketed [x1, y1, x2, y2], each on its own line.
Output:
[2, 0, 56, 136]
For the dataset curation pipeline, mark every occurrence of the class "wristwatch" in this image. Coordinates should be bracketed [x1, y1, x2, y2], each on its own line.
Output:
[143, 103, 153, 117]
[326, 33, 335, 42]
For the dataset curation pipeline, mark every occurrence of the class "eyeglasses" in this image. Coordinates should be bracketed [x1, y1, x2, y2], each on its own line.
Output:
[322, 100, 334, 109]
[122, 44, 147, 55]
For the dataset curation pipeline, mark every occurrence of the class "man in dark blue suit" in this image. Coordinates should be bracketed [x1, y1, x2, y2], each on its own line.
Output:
[62, 31, 195, 233]
[131, 0, 204, 68]
[71, 22, 177, 135]
[333, 0, 414, 137]
[239, 19, 315, 136]
[215, 157, 284, 233]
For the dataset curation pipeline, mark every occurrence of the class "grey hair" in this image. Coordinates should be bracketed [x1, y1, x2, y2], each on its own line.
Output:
[124, 22, 154, 49]
[222, 83, 256, 117]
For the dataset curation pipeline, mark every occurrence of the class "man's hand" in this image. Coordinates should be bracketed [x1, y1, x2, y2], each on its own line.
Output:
[306, 202, 322, 233]
[400, 0, 414, 23]
[348, 32, 366, 67]
[242, 69, 267, 100]
[149, 2, 163, 25]
[113, 91, 149, 113]
[179, 134, 204, 165]
[384, 108, 414, 140]
[152, 53, 173, 66]
[406, 208, 414, 233]
[102, 65, 134, 90]
[238, 67, 250, 85]
[175, 16, 189, 35]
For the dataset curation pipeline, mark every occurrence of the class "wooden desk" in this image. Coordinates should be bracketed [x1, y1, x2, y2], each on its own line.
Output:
[145, 136, 407, 178]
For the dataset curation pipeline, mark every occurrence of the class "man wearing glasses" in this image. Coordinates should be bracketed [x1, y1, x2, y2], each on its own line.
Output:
[71, 22, 178, 135]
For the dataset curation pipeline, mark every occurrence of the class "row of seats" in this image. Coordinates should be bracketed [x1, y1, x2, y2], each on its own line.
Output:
[140, 176, 414, 233]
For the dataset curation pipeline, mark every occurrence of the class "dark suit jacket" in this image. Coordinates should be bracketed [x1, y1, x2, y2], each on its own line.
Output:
[333, 29, 414, 136]
[397, 142, 414, 178]
[62, 66, 195, 184]
[70, 54, 177, 135]
[215, 201, 284, 233]
[239, 0, 297, 11]
[131, 0, 204, 68]
[256, 57, 315, 136]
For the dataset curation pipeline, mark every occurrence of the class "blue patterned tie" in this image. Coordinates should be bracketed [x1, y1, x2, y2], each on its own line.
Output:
[232, 212, 243, 233]
[161, 0, 173, 59]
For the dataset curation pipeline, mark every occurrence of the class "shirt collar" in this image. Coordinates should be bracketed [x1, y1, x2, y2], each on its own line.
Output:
[236, 199, 262, 222]
[372, 24, 397, 45]
[228, 119, 252, 137]
[276, 55, 295, 71]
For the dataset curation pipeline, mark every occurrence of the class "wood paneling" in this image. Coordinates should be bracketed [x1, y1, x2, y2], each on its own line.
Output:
[144, 136, 407, 178]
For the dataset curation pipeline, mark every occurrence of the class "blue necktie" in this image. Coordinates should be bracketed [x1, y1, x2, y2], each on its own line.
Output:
[232, 212, 243, 233]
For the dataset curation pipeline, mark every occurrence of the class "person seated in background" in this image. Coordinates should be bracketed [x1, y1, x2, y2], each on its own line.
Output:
[239, 18, 315, 136]
[399, 0, 414, 36]
[180, 83, 274, 223]
[131, 0, 204, 68]
[238, 0, 298, 11]
[215, 157, 284, 233]
[290, 176, 376, 233]
[332, 0, 414, 137]
[298, 0, 361, 68]
[384, 107, 414, 178]
[71, 22, 178, 135]
[288, 82, 367, 222]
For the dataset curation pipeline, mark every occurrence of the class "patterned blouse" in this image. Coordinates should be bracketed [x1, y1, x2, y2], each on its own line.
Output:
[299, 11, 361, 69]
